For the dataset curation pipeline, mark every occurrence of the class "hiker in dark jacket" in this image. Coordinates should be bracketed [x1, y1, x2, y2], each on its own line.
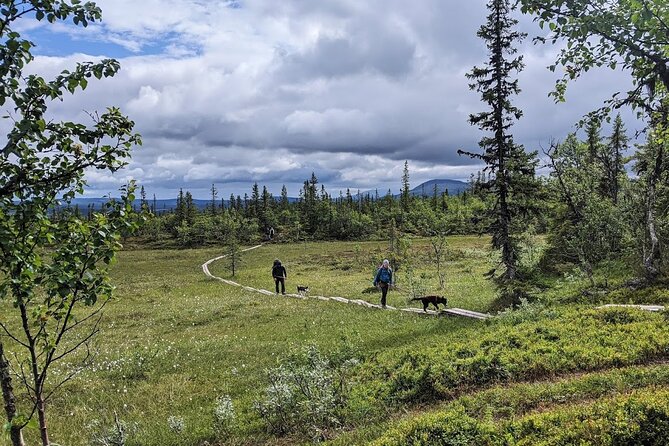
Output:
[272, 259, 287, 294]
[373, 259, 392, 308]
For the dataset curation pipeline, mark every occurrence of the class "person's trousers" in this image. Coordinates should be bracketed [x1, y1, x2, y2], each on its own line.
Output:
[379, 282, 389, 306]
[274, 278, 285, 294]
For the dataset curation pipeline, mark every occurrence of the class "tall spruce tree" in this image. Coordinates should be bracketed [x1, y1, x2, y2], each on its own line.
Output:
[607, 114, 628, 205]
[210, 183, 218, 215]
[400, 160, 411, 212]
[459, 0, 538, 286]
[280, 185, 289, 212]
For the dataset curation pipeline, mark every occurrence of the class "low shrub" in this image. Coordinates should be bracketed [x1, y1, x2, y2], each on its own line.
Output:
[510, 390, 669, 445]
[354, 307, 669, 407]
[253, 343, 360, 441]
[374, 408, 499, 446]
[213, 395, 235, 436]
[373, 386, 669, 446]
[88, 414, 137, 446]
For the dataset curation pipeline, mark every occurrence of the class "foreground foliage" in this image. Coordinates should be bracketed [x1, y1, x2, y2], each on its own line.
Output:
[374, 386, 669, 446]
[351, 305, 669, 409]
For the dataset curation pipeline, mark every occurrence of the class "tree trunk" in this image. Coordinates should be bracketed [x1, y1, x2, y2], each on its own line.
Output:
[644, 180, 661, 281]
[37, 392, 49, 446]
[643, 140, 664, 281]
[1, 343, 25, 446]
[18, 300, 50, 446]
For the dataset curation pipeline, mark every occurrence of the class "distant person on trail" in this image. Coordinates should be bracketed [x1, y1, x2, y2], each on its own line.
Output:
[373, 259, 393, 308]
[272, 259, 287, 295]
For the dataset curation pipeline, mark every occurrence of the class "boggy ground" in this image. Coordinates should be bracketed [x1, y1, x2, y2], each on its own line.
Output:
[1, 236, 668, 445]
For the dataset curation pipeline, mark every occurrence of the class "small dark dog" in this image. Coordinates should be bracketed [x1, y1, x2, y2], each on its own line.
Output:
[411, 295, 448, 312]
[297, 285, 310, 295]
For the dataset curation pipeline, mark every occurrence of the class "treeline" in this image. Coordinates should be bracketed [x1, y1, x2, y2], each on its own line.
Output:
[136, 168, 491, 247]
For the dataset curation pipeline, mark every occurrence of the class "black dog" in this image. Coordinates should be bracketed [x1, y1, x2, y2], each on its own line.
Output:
[411, 295, 448, 312]
[297, 285, 310, 295]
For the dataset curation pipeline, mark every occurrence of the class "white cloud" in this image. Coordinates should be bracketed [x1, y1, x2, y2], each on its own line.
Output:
[10, 0, 641, 198]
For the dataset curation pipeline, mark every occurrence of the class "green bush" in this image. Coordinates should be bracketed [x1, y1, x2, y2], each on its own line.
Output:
[374, 408, 500, 446]
[510, 390, 669, 445]
[373, 386, 669, 446]
[353, 308, 669, 407]
[253, 344, 360, 441]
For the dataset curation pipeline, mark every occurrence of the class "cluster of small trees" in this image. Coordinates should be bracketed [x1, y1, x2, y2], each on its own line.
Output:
[137, 171, 492, 247]
[518, 0, 669, 283]
[458, 0, 669, 303]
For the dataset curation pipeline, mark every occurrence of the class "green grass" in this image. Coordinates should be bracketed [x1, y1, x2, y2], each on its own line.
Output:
[1, 237, 668, 446]
[1, 238, 493, 446]
[208, 236, 497, 312]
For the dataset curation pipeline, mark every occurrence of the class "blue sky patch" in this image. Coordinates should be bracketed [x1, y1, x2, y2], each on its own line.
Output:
[25, 25, 174, 58]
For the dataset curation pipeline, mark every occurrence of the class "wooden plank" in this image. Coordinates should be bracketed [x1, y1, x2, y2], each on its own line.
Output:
[330, 296, 350, 304]
[447, 308, 492, 319]
[443, 308, 490, 320]
[598, 304, 665, 312]
[400, 308, 440, 316]
[285, 293, 307, 299]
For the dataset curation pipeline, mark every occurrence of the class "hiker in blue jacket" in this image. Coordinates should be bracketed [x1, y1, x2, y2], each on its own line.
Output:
[373, 259, 393, 308]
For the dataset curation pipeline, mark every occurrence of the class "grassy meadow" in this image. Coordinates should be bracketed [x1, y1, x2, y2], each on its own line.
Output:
[2, 236, 669, 445]
[1, 236, 494, 445]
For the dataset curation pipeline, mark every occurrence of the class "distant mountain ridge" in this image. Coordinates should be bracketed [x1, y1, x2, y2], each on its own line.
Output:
[63, 179, 469, 212]
[358, 179, 469, 198]
[409, 179, 469, 196]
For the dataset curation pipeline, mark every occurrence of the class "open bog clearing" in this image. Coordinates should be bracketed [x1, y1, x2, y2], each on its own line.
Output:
[4, 236, 669, 446]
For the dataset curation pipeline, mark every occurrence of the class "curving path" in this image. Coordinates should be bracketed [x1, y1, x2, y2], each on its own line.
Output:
[202, 244, 492, 319]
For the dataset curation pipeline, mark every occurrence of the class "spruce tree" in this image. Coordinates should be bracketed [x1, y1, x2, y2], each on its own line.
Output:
[210, 183, 218, 215]
[459, 0, 539, 286]
[176, 188, 186, 225]
[280, 185, 289, 212]
[140, 185, 148, 211]
[185, 191, 197, 224]
[400, 160, 411, 212]
[606, 114, 629, 205]
[250, 183, 260, 218]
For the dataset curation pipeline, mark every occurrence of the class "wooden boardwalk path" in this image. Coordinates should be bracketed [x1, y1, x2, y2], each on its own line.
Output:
[202, 245, 492, 320]
[597, 304, 666, 312]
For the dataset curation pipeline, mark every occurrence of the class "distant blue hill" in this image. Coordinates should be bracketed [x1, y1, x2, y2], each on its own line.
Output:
[409, 179, 469, 197]
[358, 179, 470, 198]
[63, 179, 469, 212]
[59, 197, 213, 213]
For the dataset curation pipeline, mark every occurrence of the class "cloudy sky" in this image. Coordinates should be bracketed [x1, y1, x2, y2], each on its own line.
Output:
[18, 0, 638, 198]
